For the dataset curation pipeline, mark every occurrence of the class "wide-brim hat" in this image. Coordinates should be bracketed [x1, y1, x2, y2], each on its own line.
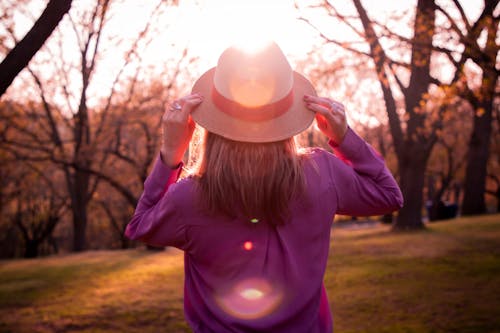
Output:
[191, 42, 317, 143]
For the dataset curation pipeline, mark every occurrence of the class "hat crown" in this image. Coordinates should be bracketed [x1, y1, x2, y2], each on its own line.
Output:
[213, 42, 293, 108]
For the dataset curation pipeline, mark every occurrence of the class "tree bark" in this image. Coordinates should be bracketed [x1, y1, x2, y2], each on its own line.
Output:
[462, 98, 494, 214]
[70, 168, 90, 251]
[460, 2, 498, 215]
[24, 240, 39, 258]
[0, 0, 73, 97]
[394, 146, 429, 230]
[72, 212, 87, 252]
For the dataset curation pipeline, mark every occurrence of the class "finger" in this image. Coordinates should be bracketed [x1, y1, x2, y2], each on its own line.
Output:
[304, 95, 335, 108]
[179, 93, 202, 101]
[330, 101, 345, 113]
[181, 95, 203, 110]
[305, 101, 332, 119]
[168, 93, 203, 110]
[179, 96, 203, 121]
[178, 93, 203, 106]
[167, 100, 181, 112]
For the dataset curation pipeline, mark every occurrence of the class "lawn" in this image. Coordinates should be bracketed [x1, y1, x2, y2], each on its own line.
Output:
[1, 214, 499, 332]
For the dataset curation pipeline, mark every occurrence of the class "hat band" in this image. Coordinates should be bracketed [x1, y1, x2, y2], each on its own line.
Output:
[211, 87, 294, 122]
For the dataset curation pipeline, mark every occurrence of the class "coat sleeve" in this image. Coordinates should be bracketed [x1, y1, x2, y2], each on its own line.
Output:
[124, 155, 187, 249]
[324, 128, 404, 216]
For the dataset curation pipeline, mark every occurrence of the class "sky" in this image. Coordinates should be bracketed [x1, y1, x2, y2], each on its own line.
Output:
[4, 0, 486, 78]
[108, 0, 415, 69]
[1, 0, 488, 119]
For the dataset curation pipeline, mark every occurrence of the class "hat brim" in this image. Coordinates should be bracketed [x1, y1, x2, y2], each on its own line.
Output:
[191, 68, 317, 143]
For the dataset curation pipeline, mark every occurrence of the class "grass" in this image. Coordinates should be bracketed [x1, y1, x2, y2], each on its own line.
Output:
[0, 214, 499, 332]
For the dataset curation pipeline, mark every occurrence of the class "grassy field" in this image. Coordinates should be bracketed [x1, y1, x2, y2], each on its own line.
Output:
[1, 214, 499, 333]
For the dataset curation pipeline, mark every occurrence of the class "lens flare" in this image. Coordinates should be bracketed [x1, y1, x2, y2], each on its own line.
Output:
[243, 241, 253, 251]
[232, 37, 274, 56]
[240, 288, 264, 300]
[215, 278, 283, 320]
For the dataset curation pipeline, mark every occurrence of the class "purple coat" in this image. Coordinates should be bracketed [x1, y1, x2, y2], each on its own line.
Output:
[125, 128, 403, 332]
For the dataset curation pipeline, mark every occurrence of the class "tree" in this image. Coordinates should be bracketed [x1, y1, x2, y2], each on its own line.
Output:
[90, 75, 189, 249]
[0, 0, 73, 97]
[0, 0, 183, 251]
[485, 112, 500, 212]
[0, 133, 66, 258]
[299, 0, 498, 228]
[426, 98, 470, 220]
[302, 0, 438, 229]
[11, 173, 66, 258]
[437, 0, 500, 215]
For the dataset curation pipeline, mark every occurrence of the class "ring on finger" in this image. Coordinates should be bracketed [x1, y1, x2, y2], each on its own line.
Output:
[169, 101, 182, 111]
[330, 102, 343, 111]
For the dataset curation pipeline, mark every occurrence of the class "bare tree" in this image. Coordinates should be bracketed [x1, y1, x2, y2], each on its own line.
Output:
[438, 0, 500, 215]
[0, 0, 183, 251]
[11, 175, 67, 258]
[299, 0, 498, 228]
[90, 69, 190, 248]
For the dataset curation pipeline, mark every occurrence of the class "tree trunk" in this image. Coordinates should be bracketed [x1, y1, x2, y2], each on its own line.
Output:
[461, 6, 498, 214]
[121, 236, 130, 249]
[71, 169, 90, 251]
[24, 240, 39, 258]
[393, 149, 428, 230]
[351, 0, 436, 230]
[496, 189, 500, 213]
[0, 0, 73, 96]
[72, 203, 87, 252]
[461, 74, 496, 215]
[462, 111, 492, 214]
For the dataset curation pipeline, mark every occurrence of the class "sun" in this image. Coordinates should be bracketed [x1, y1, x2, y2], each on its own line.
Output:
[176, 0, 311, 67]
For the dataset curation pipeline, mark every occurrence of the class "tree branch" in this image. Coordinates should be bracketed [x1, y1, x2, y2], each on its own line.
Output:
[0, 0, 73, 97]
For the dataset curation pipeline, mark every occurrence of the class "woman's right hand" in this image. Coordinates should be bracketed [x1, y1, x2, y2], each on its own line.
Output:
[160, 93, 203, 168]
[304, 95, 348, 145]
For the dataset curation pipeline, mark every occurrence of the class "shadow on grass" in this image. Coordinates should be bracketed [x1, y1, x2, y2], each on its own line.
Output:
[0, 250, 153, 307]
[0, 248, 190, 332]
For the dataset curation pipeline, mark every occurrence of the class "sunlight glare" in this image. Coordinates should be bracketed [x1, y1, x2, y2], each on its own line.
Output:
[243, 241, 253, 251]
[182, 0, 305, 67]
[215, 277, 284, 320]
[218, 2, 278, 52]
[240, 288, 264, 300]
[232, 36, 274, 56]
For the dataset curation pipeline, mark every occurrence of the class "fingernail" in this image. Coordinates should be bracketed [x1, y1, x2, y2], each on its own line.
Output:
[304, 95, 310, 100]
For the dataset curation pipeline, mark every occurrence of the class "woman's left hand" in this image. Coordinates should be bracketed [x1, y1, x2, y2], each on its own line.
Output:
[160, 93, 203, 168]
[304, 95, 348, 145]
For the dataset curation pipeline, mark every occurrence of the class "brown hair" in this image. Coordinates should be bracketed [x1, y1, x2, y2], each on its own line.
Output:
[193, 130, 305, 225]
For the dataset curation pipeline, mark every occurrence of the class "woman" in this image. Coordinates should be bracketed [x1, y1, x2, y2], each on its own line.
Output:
[125, 42, 403, 332]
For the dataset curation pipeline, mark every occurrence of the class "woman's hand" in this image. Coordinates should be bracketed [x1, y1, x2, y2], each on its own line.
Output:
[160, 93, 203, 168]
[304, 95, 348, 145]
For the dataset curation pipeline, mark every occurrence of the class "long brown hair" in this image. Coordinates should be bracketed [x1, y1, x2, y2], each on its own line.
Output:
[193, 130, 305, 225]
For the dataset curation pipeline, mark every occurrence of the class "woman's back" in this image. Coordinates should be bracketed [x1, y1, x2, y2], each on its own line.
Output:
[126, 129, 403, 332]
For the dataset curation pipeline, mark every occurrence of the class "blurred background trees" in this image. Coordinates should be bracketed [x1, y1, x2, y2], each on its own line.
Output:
[0, 0, 191, 255]
[0, 0, 498, 257]
[299, 0, 499, 229]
